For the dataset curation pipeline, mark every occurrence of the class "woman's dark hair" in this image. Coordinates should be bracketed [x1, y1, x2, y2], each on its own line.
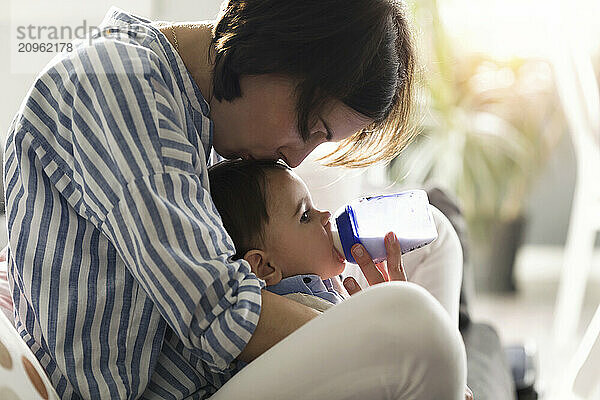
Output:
[208, 159, 291, 260]
[211, 0, 418, 167]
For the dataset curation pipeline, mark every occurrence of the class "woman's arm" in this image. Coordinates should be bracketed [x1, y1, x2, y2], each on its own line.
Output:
[0, 244, 317, 364]
[236, 290, 320, 363]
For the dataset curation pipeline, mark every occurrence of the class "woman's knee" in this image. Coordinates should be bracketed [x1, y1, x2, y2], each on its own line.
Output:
[349, 283, 467, 395]
[350, 283, 462, 347]
[431, 205, 463, 260]
[430, 205, 464, 284]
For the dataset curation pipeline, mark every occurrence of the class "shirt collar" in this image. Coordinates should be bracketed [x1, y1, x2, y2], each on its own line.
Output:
[269, 274, 335, 297]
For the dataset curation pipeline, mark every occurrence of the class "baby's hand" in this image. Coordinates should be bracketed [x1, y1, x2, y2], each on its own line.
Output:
[343, 232, 407, 295]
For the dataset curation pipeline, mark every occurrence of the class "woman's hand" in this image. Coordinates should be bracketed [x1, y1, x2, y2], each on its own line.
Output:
[343, 232, 407, 295]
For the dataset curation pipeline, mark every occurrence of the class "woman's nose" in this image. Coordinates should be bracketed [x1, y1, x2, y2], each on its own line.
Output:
[279, 141, 321, 168]
[280, 150, 308, 168]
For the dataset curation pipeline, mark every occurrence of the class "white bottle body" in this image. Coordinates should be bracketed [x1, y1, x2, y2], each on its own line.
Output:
[331, 190, 438, 264]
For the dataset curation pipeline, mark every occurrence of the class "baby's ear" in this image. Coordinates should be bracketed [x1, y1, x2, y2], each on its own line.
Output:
[243, 250, 282, 286]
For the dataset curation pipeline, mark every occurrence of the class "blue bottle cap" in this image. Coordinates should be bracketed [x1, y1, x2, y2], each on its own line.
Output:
[335, 206, 360, 264]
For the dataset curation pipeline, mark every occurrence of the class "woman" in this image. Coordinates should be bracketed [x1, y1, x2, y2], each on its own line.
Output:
[3, 0, 469, 398]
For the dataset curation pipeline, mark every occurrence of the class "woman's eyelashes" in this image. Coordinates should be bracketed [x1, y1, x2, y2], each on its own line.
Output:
[312, 130, 328, 142]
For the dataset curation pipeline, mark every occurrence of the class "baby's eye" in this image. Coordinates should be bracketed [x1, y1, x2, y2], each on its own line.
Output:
[300, 210, 311, 223]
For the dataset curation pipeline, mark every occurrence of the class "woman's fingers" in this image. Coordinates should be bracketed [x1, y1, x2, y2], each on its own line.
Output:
[384, 232, 407, 282]
[343, 277, 362, 295]
[351, 243, 385, 286]
[346, 234, 406, 297]
[375, 262, 390, 282]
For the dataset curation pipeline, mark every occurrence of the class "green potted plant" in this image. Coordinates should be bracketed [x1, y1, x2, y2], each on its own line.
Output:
[389, 0, 565, 292]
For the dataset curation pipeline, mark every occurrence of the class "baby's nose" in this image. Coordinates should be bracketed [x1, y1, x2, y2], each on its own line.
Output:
[321, 210, 332, 225]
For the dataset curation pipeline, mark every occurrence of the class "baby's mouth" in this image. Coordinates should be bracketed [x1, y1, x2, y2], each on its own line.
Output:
[333, 247, 346, 263]
[333, 246, 345, 264]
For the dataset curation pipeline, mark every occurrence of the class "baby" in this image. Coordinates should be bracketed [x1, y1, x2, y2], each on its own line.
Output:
[208, 159, 351, 312]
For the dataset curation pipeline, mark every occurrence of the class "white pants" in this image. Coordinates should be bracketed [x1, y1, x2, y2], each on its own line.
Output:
[211, 206, 466, 400]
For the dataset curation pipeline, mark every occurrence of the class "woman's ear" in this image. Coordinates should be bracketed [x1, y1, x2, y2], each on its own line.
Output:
[243, 249, 282, 286]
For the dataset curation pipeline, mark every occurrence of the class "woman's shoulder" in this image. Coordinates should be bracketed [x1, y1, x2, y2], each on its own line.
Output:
[39, 8, 170, 87]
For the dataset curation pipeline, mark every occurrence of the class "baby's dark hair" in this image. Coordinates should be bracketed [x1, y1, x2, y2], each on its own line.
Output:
[208, 159, 291, 260]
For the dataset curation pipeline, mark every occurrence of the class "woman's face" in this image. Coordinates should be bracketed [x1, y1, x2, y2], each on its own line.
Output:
[209, 74, 373, 168]
[261, 169, 346, 280]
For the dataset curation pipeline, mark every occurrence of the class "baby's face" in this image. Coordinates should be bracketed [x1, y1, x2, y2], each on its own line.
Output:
[261, 170, 346, 280]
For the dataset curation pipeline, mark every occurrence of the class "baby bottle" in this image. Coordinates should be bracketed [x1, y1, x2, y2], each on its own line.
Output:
[331, 190, 438, 264]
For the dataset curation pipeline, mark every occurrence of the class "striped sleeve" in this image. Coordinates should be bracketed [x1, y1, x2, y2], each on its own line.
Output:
[58, 37, 265, 373]
[103, 173, 265, 373]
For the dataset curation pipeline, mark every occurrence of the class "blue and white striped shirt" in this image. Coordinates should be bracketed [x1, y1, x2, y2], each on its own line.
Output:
[3, 7, 265, 399]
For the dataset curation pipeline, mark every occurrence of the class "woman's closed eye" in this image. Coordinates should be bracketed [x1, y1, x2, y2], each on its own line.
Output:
[304, 118, 332, 143]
